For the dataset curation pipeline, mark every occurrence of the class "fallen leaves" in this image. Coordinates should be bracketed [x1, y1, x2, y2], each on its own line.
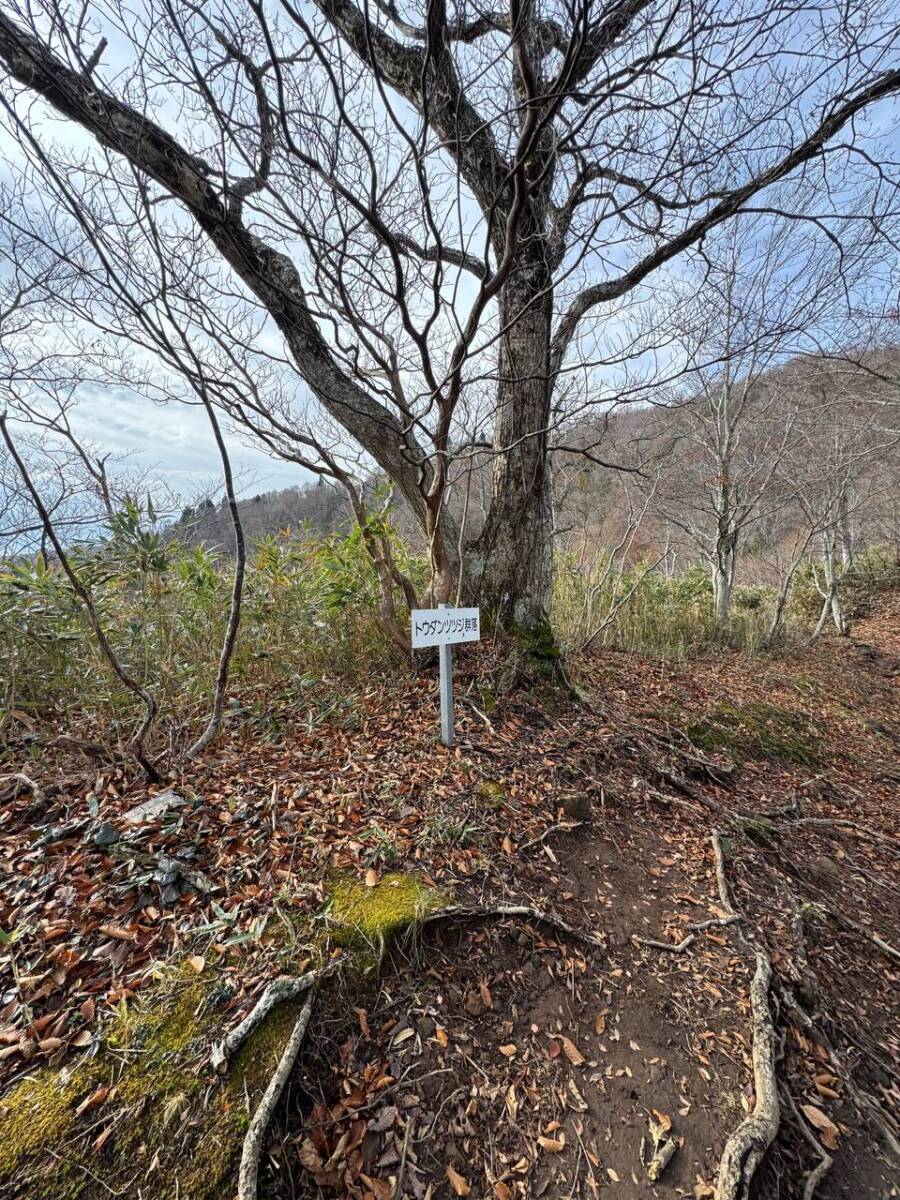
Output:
[800, 1103, 840, 1150]
[97, 924, 135, 942]
[561, 1036, 585, 1066]
[446, 1164, 471, 1196]
[74, 1086, 109, 1118]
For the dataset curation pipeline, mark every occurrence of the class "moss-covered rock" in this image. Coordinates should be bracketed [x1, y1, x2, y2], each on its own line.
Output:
[685, 701, 822, 766]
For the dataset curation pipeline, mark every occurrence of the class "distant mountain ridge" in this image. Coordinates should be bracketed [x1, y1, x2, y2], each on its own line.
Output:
[173, 480, 350, 550]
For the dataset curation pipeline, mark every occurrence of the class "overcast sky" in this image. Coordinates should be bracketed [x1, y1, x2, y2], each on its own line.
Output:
[85, 385, 310, 503]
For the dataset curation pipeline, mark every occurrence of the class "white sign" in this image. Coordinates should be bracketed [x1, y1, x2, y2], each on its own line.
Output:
[411, 607, 480, 649]
[411, 606, 481, 747]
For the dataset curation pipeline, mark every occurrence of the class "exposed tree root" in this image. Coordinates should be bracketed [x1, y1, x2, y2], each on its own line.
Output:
[711, 830, 781, 1200]
[421, 903, 606, 949]
[652, 766, 735, 819]
[715, 948, 780, 1200]
[819, 904, 900, 965]
[218, 903, 607, 1197]
[211, 963, 337, 1072]
[785, 1089, 833, 1200]
[787, 816, 898, 852]
[780, 985, 900, 1166]
[635, 915, 739, 954]
[518, 820, 583, 855]
[238, 992, 314, 1200]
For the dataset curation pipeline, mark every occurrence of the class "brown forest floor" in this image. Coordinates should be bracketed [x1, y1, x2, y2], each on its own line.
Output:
[1, 593, 898, 1199]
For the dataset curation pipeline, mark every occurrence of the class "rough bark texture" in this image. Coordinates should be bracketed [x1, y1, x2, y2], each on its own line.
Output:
[471, 256, 555, 636]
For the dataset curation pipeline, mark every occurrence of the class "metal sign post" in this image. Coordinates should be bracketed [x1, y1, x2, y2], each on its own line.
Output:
[438, 606, 454, 747]
[411, 605, 481, 747]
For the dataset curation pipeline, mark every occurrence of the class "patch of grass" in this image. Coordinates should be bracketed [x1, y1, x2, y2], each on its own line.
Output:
[686, 701, 823, 766]
[419, 815, 481, 849]
[359, 823, 403, 866]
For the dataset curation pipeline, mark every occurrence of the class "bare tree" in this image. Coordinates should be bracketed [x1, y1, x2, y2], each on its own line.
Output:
[791, 378, 900, 641]
[0, 1, 898, 643]
[644, 216, 878, 627]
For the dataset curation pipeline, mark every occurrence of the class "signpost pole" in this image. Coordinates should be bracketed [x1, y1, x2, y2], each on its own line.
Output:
[438, 602, 454, 747]
[411, 603, 477, 744]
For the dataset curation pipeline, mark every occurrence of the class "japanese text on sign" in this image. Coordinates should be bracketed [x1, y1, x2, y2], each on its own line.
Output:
[410, 607, 480, 649]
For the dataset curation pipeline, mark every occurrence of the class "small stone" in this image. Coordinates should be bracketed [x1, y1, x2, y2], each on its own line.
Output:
[464, 991, 485, 1017]
[160, 884, 181, 905]
[561, 792, 591, 821]
[416, 1015, 436, 1038]
[123, 789, 186, 826]
[92, 822, 120, 847]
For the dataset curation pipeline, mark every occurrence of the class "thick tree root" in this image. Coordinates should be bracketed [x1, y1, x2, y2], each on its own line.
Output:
[711, 831, 781, 1200]
[238, 992, 314, 1200]
[715, 948, 780, 1200]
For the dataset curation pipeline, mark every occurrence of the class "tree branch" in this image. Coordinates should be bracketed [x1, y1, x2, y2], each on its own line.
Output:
[0, 9, 435, 525]
[550, 66, 900, 372]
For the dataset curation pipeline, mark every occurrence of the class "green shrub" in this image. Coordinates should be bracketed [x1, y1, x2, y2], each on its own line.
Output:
[553, 555, 783, 658]
[0, 500, 426, 749]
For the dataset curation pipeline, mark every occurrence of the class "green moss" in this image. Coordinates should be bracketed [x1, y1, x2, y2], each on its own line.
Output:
[0, 873, 444, 1199]
[0, 961, 311, 1200]
[179, 992, 305, 1198]
[477, 779, 506, 808]
[325, 872, 439, 953]
[0, 1068, 84, 1177]
[686, 701, 822, 766]
[737, 816, 780, 845]
[510, 617, 561, 662]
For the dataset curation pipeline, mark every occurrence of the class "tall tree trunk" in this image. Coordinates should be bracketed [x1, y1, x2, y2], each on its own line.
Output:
[830, 590, 850, 636]
[711, 534, 737, 628]
[712, 566, 734, 628]
[470, 256, 555, 646]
